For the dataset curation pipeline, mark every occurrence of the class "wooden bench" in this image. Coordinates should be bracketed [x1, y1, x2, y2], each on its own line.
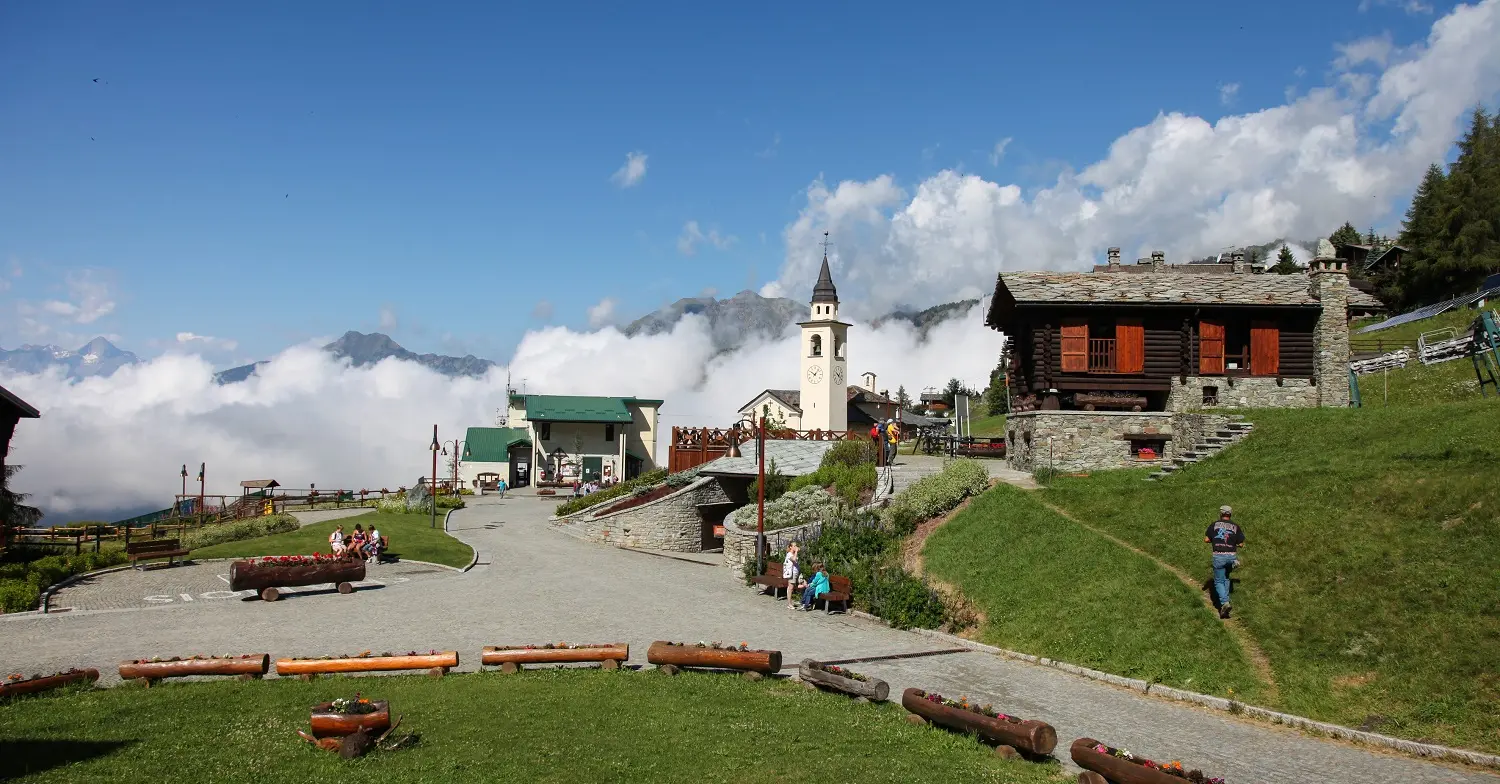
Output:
[126, 539, 189, 570]
[751, 560, 790, 598]
[810, 575, 853, 614]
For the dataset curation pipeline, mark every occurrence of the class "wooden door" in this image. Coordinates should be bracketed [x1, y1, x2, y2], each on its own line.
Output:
[1116, 318, 1145, 373]
[1060, 320, 1088, 373]
[1199, 320, 1226, 375]
[1250, 321, 1280, 376]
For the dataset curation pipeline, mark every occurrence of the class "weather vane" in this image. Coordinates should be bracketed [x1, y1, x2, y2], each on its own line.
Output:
[820, 231, 833, 258]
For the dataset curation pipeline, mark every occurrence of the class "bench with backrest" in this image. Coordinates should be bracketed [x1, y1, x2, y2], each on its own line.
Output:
[126, 539, 189, 570]
[751, 559, 790, 598]
[809, 574, 852, 614]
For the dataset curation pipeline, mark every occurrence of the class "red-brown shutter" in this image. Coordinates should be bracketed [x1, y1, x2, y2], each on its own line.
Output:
[1250, 321, 1280, 376]
[1060, 320, 1088, 373]
[1199, 321, 1225, 375]
[1116, 318, 1145, 374]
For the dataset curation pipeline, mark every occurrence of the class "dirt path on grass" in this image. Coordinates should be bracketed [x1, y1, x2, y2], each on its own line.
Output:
[902, 493, 988, 636]
[1033, 498, 1281, 704]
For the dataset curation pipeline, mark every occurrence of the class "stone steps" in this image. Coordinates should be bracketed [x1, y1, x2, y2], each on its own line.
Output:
[1147, 421, 1255, 481]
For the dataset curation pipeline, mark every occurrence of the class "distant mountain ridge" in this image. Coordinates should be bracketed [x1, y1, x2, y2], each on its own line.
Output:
[0, 337, 139, 379]
[213, 331, 497, 384]
[621, 290, 807, 353]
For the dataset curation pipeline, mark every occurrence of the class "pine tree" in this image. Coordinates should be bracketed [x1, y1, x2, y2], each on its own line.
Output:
[1271, 244, 1299, 274]
[1, 465, 44, 544]
[895, 385, 912, 412]
[982, 353, 1009, 415]
[1397, 107, 1500, 308]
[942, 377, 965, 408]
[1330, 222, 1363, 249]
[1394, 163, 1451, 308]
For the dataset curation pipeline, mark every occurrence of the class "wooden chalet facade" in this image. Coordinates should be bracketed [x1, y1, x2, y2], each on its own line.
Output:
[987, 257, 1354, 412]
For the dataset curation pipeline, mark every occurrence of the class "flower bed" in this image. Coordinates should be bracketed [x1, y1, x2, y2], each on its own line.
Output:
[797, 659, 889, 701]
[274, 649, 458, 676]
[1070, 738, 1226, 784]
[310, 694, 391, 738]
[593, 485, 678, 517]
[228, 554, 365, 599]
[119, 653, 269, 681]
[646, 641, 781, 674]
[1, 668, 99, 699]
[481, 642, 629, 669]
[901, 688, 1056, 757]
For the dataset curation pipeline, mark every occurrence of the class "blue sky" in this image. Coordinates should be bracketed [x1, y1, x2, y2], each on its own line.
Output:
[0, 0, 1475, 366]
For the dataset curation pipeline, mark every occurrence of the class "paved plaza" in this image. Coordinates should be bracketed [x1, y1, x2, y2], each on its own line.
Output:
[0, 494, 1494, 783]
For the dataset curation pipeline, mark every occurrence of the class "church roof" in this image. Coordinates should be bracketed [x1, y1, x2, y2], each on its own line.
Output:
[811, 256, 839, 303]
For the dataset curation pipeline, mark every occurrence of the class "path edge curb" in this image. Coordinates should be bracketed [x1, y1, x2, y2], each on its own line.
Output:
[39, 565, 137, 613]
[899, 624, 1500, 770]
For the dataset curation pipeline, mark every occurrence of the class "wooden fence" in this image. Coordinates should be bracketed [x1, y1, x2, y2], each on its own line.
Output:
[667, 426, 862, 473]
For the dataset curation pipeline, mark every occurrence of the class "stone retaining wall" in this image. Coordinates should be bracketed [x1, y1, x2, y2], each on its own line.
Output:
[1006, 411, 1234, 473]
[1166, 375, 1317, 410]
[554, 476, 729, 552]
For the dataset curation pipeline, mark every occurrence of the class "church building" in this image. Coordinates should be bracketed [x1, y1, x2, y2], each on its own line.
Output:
[736, 255, 900, 432]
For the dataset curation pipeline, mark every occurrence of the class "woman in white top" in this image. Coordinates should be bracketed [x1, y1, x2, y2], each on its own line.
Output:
[329, 525, 345, 555]
[782, 541, 801, 609]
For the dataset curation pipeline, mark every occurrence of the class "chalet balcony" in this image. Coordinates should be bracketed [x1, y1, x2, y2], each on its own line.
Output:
[1088, 338, 1116, 373]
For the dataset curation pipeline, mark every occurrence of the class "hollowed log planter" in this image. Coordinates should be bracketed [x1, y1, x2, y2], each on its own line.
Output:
[309, 700, 391, 738]
[481, 644, 628, 669]
[902, 688, 1057, 757]
[797, 659, 889, 701]
[1070, 738, 1204, 784]
[119, 655, 270, 681]
[229, 559, 366, 601]
[0, 669, 99, 699]
[646, 641, 781, 674]
[274, 651, 459, 676]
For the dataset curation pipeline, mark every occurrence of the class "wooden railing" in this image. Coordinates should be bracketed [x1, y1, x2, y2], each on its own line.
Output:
[667, 426, 862, 473]
[1088, 339, 1116, 373]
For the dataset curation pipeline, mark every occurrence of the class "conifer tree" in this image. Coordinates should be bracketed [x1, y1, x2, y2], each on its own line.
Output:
[1271, 244, 1300, 274]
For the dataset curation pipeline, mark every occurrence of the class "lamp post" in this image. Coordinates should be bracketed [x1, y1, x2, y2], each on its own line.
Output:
[730, 415, 768, 575]
[197, 463, 205, 526]
[429, 425, 440, 529]
[180, 464, 187, 514]
[442, 439, 468, 496]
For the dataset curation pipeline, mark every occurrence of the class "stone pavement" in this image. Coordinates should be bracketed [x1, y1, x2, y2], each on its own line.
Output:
[0, 495, 1492, 783]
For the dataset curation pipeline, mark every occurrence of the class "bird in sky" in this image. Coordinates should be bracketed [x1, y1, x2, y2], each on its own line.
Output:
[92, 78, 99, 83]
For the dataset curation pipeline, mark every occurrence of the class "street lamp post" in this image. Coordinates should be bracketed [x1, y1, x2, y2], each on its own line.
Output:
[197, 463, 205, 526]
[429, 425, 440, 529]
[442, 439, 468, 497]
[180, 464, 187, 514]
[729, 415, 768, 575]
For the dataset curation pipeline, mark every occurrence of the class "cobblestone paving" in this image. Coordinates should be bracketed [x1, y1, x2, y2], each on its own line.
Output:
[0, 495, 1493, 783]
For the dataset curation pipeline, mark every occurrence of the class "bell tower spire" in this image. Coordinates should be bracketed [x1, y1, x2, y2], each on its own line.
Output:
[799, 231, 849, 433]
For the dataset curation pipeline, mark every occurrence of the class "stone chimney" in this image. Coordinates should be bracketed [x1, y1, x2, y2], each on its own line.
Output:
[1150, 250, 1165, 271]
[1107, 247, 1121, 270]
[1310, 238, 1350, 407]
[1232, 250, 1246, 274]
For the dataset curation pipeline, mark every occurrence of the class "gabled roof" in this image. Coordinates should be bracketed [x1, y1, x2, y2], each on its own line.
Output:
[1363, 244, 1410, 271]
[465, 427, 530, 462]
[848, 386, 896, 405]
[738, 389, 802, 414]
[993, 271, 1325, 308]
[520, 395, 637, 423]
[698, 440, 834, 478]
[0, 384, 40, 419]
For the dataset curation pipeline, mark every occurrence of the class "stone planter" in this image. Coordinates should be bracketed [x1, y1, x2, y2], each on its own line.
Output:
[229, 557, 366, 601]
[1070, 738, 1212, 784]
[646, 641, 781, 674]
[0, 669, 99, 699]
[119, 654, 269, 682]
[274, 651, 458, 677]
[481, 644, 629, 672]
[309, 699, 391, 738]
[902, 688, 1056, 756]
[797, 659, 888, 701]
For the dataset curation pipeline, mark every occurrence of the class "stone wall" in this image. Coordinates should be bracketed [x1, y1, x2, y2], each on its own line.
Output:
[721, 513, 823, 572]
[1006, 411, 1235, 473]
[1165, 376, 1317, 411]
[554, 476, 728, 552]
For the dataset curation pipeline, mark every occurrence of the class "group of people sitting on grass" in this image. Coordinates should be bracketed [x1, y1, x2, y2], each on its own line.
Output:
[779, 541, 831, 611]
[328, 523, 383, 563]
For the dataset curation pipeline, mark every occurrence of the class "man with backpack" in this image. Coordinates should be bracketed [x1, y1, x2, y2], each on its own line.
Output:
[870, 422, 883, 465]
[1205, 505, 1245, 619]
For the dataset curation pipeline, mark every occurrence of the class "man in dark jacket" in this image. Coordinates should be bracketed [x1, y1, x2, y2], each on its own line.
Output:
[1205, 505, 1245, 619]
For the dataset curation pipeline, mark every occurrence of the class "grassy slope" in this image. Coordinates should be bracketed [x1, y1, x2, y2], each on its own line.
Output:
[1043, 401, 1499, 753]
[923, 485, 1265, 702]
[1351, 307, 1496, 407]
[192, 511, 473, 569]
[0, 671, 1059, 784]
[969, 412, 1008, 437]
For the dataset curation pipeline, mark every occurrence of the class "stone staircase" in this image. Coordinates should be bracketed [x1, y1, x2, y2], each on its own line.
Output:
[1146, 418, 1255, 481]
[874, 459, 945, 502]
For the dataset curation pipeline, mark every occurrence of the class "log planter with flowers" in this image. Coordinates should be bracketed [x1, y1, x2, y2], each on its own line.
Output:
[481, 643, 629, 672]
[309, 695, 392, 738]
[0, 669, 99, 699]
[646, 641, 781, 675]
[1070, 738, 1227, 784]
[797, 659, 889, 702]
[229, 554, 365, 602]
[119, 654, 269, 683]
[901, 688, 1057, 757]
[274, 650, 459, 678]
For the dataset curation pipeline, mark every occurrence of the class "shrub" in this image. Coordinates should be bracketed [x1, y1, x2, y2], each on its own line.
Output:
[730, 485, 841, 533]
[435, 495, 465, 510]
[882, 459, 990, 527]
[0, 580, 39, 613]
[0, 550, 129, 613]
[182, 514, 299, 550]
[664, 467, 702, 489]
[554, 469, 668, 516]
[789, 463, 877, 506]
[822, 439, 879, 469]
[748, 459, 792, 503]
[862, 565, 948, 630]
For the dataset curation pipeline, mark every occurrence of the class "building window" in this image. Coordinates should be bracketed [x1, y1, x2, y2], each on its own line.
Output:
[539, 423, 551, 440]
[604, 424, 615, 441]
[1202, 386, 1219, 407]
[810, 334, 823, 357]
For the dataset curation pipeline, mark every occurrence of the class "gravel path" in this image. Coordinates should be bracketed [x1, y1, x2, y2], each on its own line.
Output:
[0, 496, 1492, 783]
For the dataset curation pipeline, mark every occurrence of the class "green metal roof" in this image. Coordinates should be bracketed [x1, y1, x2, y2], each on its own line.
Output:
[522, 395, 636, 423]
[464, 427, 530, 463]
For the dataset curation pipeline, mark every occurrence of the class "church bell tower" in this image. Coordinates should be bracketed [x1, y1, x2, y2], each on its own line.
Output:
[798, 240, 849, 433]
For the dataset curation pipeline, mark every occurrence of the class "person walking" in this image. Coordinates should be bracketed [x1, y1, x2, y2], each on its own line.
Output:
[1205, 505, 1245, 619]
[885, 418, 901, 466]
[497, 478, 508, 498]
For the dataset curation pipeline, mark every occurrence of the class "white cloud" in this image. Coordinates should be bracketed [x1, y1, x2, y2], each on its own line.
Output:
[378, 306, 399, 332]
[677, 221, 737, 256]
[1359, 0, 1433, 13]
[40, 271, 115, 324]
[2, 306, 1003, 520]
[611, 151, 648, 188]
[587, 297, 617, 328]
[763, 0, 1500, 318]
[175, 332, 239, 352]
[989, 138, 1012, 166]
[531, 300, 554, 321]
[1218, 82, 1240, 106]
[1335, 33, 1397, 70]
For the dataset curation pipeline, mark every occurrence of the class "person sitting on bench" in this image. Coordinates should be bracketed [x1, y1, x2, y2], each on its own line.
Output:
[329, 525, 346, 556]
[364, 526, 381, 563]
[799, 563, 830, 611]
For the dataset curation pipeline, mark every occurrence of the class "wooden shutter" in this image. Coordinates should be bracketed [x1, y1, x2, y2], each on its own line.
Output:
[1116, 318, 1145, 374]
[1250, 321, 1280, 376]
[1199, 320, 1225, 375]
[1060, 320, 1088, 373]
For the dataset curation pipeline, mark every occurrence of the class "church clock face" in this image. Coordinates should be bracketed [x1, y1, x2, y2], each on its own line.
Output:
[805, 365, 823, 384]
[832, 366, 845, 385]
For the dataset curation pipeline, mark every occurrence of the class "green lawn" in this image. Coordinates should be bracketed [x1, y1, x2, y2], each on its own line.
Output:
[191, 511, 473, 569]
[968, 412, 1007, 437]
[1041, 401, 1500, 753]
[0, 670, 1062, 784]
[1350, 307, 1495, 407]
[922, 485, 1265, 702]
